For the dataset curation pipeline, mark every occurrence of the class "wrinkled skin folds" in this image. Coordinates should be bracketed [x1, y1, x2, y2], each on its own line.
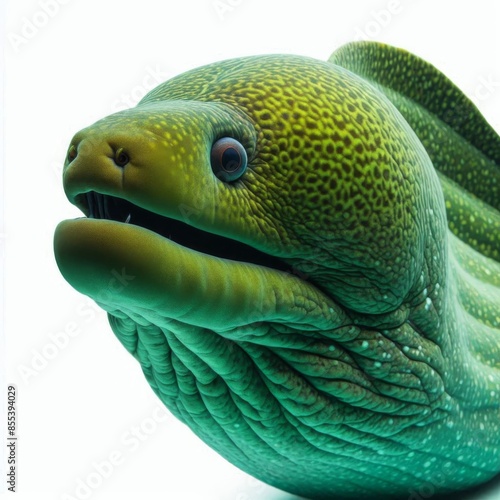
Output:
[54, 42, 500, 499]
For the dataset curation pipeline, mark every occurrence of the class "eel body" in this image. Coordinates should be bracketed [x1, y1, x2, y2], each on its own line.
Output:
[54, 42, 500, 499]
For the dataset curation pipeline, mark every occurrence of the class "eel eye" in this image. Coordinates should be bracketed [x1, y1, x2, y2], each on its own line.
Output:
[210, 137, 248, 182]
[114, 148, 130, 167]
[67, 145, 77, 163]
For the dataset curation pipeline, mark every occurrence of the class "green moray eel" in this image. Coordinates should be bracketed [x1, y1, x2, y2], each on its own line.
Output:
[53, 41, 500, 499]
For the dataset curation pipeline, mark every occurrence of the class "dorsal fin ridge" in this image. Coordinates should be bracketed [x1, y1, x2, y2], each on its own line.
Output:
[329, 41, 500, 261]
[329, 41, 500, 165]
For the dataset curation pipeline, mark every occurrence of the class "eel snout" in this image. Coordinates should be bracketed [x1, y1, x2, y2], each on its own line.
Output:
[67, 135, 131, 169]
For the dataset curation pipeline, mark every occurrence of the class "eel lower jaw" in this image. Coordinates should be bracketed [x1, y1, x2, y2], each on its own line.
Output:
[54, 209, 346, 333]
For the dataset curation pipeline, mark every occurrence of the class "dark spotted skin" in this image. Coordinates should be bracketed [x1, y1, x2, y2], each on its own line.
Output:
[54, 42, 500, 499]
[330, 42, 500, 261]
[143, 54, 444, 317]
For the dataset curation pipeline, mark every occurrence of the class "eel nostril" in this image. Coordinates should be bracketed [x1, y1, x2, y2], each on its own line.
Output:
[114, 147, 130, 168]
[67, 145, 77, 163]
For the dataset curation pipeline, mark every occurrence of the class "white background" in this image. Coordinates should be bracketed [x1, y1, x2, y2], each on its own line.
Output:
[3, 0, 500, 499]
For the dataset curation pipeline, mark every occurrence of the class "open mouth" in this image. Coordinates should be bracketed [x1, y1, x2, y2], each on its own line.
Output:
[80, 191, 292, 274]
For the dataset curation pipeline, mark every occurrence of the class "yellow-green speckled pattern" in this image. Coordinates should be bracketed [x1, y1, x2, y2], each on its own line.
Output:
[142, 54, 445, 316]
[330, 42, 500, 260]
[54, 42, 500, 499]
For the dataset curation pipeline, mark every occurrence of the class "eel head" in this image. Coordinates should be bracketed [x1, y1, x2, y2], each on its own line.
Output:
[54, 52, 499, 498]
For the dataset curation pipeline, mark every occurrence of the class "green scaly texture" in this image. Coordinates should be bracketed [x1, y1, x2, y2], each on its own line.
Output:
[330, 41, 500, 261]
[54, 42, 500, 499]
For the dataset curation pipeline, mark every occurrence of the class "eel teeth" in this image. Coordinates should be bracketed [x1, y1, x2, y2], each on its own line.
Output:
[86, 192, 95, 218]
[84, 192, 131, 224]
[104, 195, 110, 219]
[96, 193, 105, 219]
